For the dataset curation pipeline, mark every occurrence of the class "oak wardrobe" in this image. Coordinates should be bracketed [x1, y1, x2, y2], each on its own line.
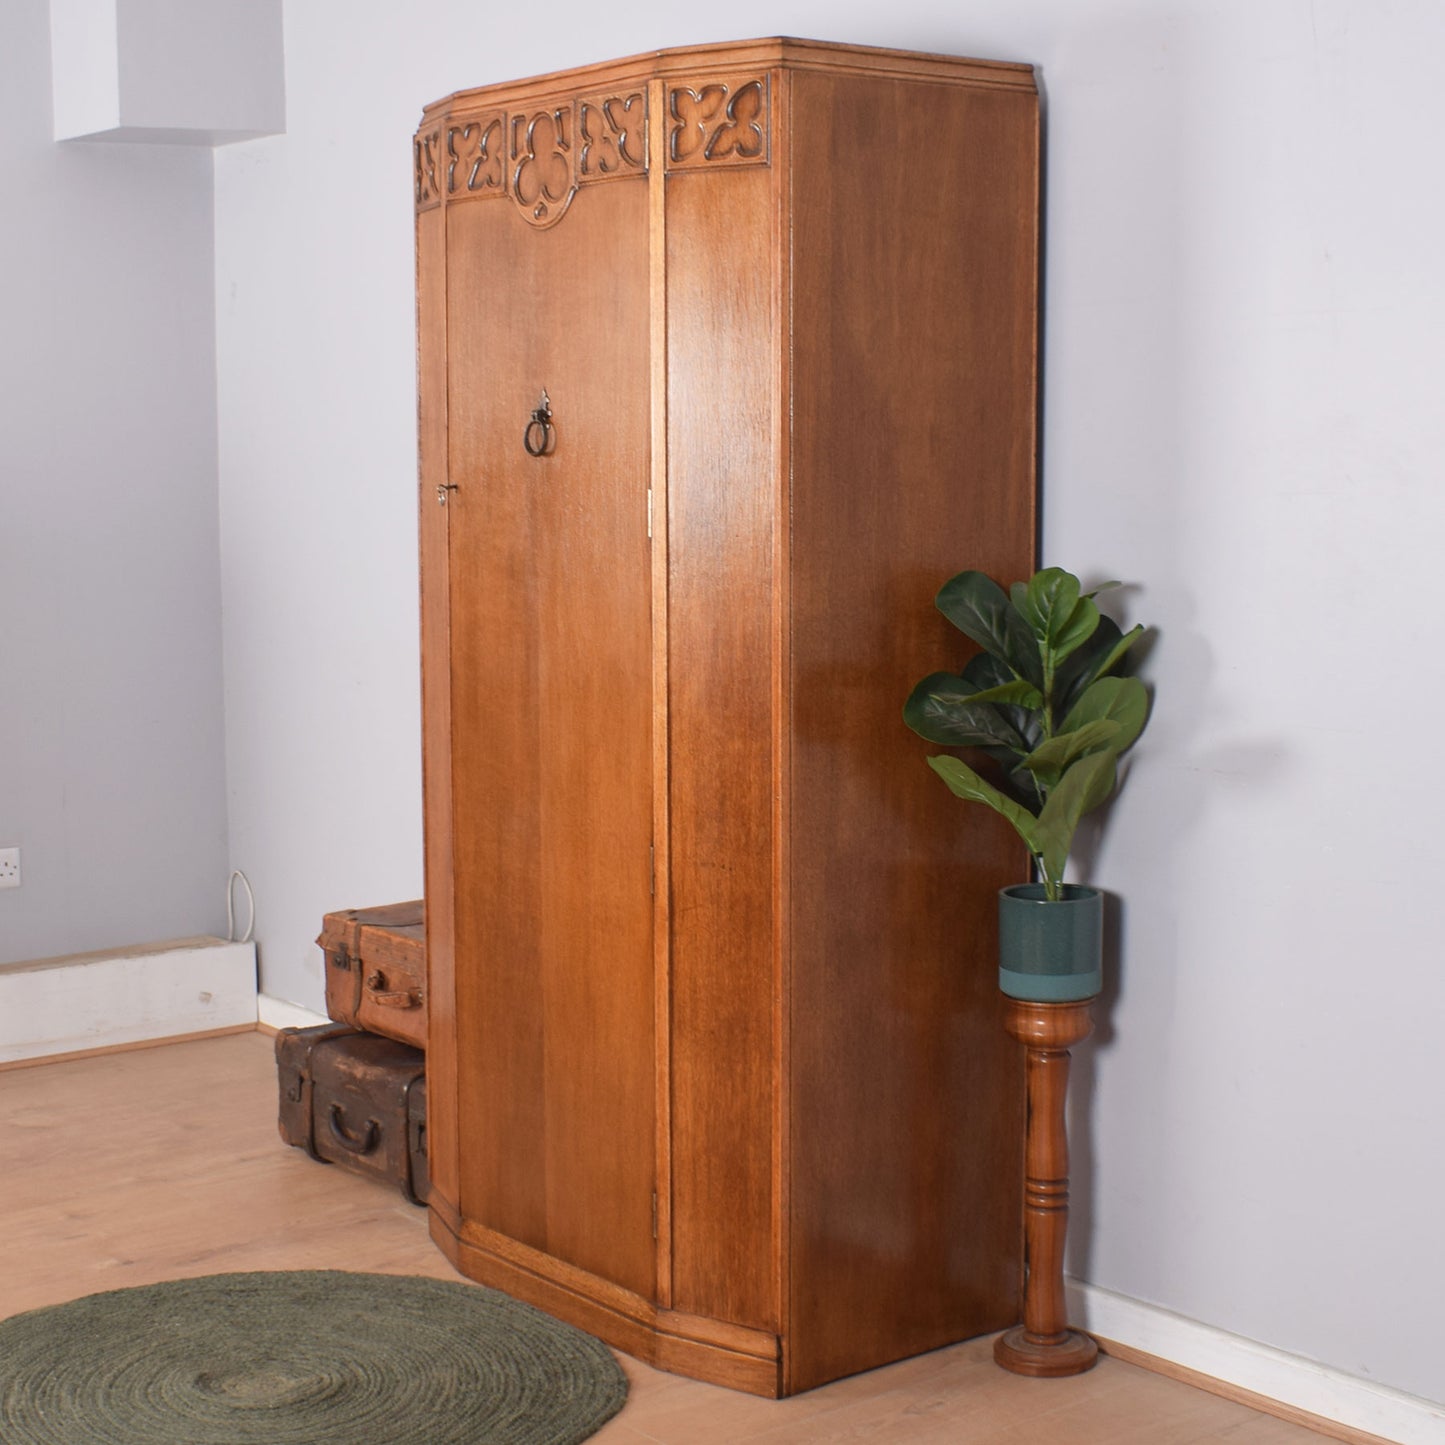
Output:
[416, 37, 1040, 1396]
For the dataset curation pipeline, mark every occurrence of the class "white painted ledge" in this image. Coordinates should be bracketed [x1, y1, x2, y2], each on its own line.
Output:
[50, 0, 285, 145]
[0, 936, 257, 1065]
[1069, 1279, 1444, 1445]
[257, 994, 329, 1032]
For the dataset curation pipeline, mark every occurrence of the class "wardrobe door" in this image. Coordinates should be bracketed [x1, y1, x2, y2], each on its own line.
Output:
[444, 172, 656, 1300]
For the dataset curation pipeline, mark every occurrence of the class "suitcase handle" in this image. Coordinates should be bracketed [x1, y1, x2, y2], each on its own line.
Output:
[365, 970, 423, 1010]
[328, 1104, 380, 1156]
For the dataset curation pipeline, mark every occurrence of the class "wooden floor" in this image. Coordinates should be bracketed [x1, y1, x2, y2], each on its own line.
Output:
[0, 1032, 1337, 1444]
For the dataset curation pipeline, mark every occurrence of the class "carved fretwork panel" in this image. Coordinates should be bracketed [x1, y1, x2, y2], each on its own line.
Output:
[415, 127, 443, 210]
[578, 92, 648, 180]
[511, 107, 577, 228]
[422, 92, 652, 220]
[667, 76, 770, 170]
[447, 115, 505, 198]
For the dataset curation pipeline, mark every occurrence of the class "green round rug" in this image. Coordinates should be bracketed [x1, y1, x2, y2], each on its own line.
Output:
[0, 1271, 628, 1445]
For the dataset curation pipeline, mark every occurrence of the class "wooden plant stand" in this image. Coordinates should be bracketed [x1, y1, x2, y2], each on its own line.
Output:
[994, 996, 1100, 1377]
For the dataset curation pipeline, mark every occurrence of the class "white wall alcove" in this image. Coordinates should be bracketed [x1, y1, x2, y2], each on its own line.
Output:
[50, 0, 284, 145]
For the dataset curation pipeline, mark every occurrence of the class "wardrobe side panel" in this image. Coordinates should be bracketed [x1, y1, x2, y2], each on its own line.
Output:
[665, 160, 780, 1334]
[785, 69, 1039, 1392]
[417, 200, 459, 1210]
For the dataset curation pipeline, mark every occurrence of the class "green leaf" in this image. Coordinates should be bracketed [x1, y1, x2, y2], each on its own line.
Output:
[927, 755, 1043, 856]
[1003, 759, 1045, 811]
[1012, 568, 1101, 670]
[1012, 569, 1080, 641]
[1034, 750, 1118, 888]
[962, 679, 1045, 709]
[960, 652, 1015, 689]
[1055, 617, 1146, 712]
[1089, 623, 1146, 684]
[1059, 676, 1148, 754]
[961, 653, 1042, 750]
[1078, 746, 1122, 813]
[935, 572, 1042, 687]
[1051, 596, 1102, 665]
[1020, 719, 1123, 779]
[903, 674, 1029, 752]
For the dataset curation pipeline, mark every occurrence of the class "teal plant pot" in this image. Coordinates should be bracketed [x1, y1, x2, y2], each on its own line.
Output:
[998, 884, 1103, 1002]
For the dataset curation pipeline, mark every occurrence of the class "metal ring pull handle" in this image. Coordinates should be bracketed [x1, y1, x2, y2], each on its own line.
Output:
[523, 389, 554, 457]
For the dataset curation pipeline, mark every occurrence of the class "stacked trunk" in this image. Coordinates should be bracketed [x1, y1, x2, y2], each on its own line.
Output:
[275, 902, 429, 1204]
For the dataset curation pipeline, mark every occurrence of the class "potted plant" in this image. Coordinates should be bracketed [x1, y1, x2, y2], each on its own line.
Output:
[905, 564, 1152, 1377]
[903, 566, 1150, 1002]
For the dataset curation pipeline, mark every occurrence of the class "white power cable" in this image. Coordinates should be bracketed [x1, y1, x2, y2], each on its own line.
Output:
[227, 870, 256, 944]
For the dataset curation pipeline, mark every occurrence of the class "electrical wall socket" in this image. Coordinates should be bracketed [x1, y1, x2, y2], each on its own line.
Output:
[0, 847, 20, 889]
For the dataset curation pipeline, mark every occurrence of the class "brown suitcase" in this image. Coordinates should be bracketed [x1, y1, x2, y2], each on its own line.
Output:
[275, 1023, 429, 1205]
[317, 900, 426, 1049]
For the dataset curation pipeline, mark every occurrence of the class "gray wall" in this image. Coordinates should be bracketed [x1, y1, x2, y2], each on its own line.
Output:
[0, 0, 228, 966]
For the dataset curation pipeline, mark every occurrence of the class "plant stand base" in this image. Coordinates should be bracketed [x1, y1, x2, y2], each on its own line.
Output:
[994, 996, 1100, 1379]
[994, 1326, 1098, 1377]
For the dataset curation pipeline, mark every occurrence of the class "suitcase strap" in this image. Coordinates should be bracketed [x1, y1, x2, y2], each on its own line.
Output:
[325, 932, 366, 1019]
[402, 1072, 427, 1206]
[287, 1023, 355, 1162]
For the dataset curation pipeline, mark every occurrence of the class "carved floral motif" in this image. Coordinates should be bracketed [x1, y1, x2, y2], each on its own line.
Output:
[579, 92, 647, 178]
[512, 108, 576, 227]
[447, 116, 505, 197]
[667, 78, 768, 168]
[415, 128, 443, 209]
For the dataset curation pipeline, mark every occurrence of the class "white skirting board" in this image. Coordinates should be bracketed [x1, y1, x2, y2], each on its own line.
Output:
[1068, 1279, 1444, 1444]
[257, 994, 329, 1031]
[0, 936, 257, 1065]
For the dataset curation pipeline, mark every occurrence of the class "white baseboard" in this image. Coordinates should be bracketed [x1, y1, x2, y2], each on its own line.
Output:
[1068, 1279, 1443, 1445]
[257, 993, 329, 1031]
[0, 937, 257, 1065]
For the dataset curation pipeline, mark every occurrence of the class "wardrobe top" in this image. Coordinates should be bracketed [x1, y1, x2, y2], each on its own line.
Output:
[418, 36, 1037, 125]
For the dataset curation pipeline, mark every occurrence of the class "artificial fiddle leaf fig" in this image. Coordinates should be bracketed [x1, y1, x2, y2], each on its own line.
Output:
[905, 564, 1152, 900]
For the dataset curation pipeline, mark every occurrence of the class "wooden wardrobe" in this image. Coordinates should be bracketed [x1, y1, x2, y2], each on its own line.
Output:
[415, 37, 1039, 1397]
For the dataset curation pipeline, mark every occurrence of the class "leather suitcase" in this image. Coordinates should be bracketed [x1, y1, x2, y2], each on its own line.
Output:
[275, 1023, 429, 1205]
[318, 900, 426, 1049]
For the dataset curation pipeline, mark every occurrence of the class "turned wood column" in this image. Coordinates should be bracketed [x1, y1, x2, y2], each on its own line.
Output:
[994, 996, 1099, 1377]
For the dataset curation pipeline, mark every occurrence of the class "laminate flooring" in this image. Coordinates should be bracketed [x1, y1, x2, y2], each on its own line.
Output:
[0, 1032, 1342, 1444]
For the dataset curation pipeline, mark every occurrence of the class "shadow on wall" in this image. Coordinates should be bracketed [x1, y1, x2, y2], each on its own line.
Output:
[1023, 9, 1196, 1289]
[1038, 1, 1304, 1286]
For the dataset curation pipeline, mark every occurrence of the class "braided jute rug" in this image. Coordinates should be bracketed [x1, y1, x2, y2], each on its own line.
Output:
[0, 1270, 628, 1444]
